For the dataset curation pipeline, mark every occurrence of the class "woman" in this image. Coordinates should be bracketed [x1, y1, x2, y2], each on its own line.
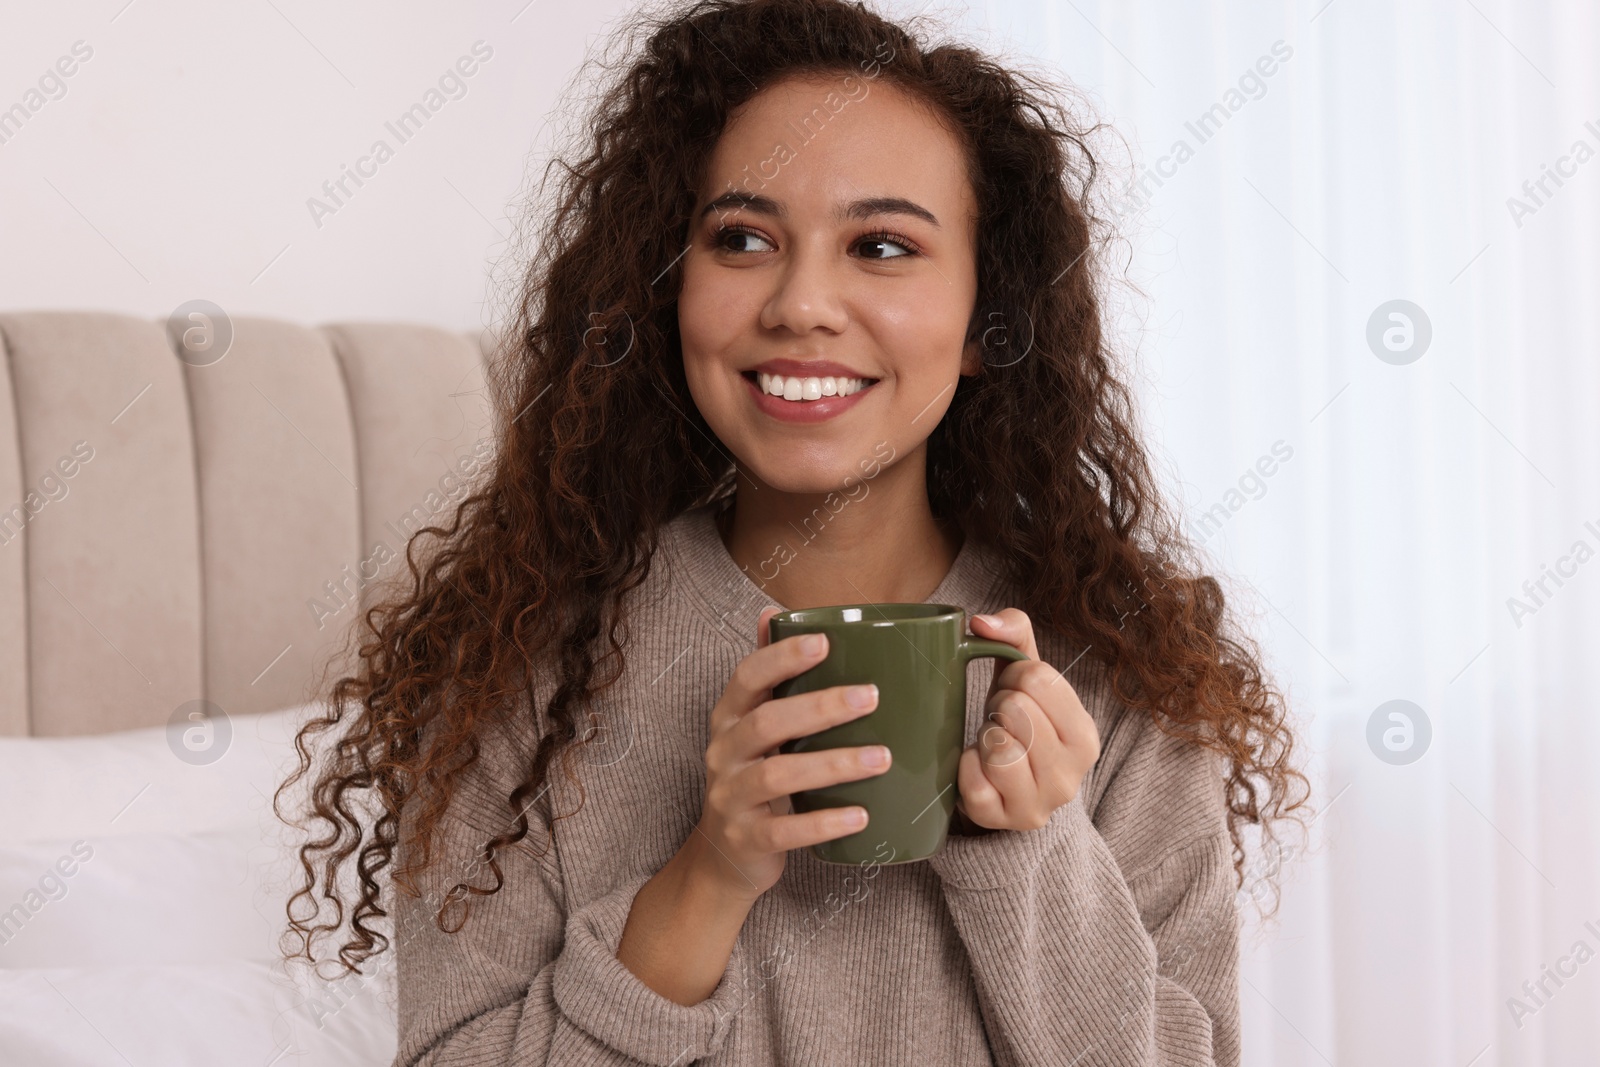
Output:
[279, 1, 1310, 1064]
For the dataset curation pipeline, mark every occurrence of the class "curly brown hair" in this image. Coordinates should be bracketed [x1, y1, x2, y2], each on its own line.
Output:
[276, 0, 1312, 975]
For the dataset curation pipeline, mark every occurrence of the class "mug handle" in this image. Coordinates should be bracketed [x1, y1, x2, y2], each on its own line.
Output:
[956, 635, 1030, 668]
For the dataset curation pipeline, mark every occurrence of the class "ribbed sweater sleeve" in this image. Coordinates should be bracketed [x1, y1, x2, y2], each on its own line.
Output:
[926, 669, 1242, 1067]
[391, 721, 748, 1066]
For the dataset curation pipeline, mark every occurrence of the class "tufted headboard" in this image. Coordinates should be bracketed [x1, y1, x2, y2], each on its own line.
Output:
[0, 311, 497, 737]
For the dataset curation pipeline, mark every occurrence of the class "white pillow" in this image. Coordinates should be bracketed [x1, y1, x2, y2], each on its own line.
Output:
[0, 829, 281, 967]
[1, 707, 303, 845]
[0, 704, 397, 1066]
[0, 961, 395, 1067]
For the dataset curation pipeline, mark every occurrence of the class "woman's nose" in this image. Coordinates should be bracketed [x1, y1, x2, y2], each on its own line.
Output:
[758, 240, 849, 335]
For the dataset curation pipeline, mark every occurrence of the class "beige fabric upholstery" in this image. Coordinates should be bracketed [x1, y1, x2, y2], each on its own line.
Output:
[0, 311, 493, 736]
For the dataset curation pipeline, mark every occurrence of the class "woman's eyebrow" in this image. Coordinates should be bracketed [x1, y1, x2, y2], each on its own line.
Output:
[701, 191, 783, 219]
[839, 196, 940, 228]
[699, 191, 940, 228]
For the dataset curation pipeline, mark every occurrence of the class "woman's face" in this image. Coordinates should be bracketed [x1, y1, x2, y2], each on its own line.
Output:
[678, 71, 980, 494]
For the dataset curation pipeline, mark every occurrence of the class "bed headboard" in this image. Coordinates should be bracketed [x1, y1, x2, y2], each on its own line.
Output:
[0, 310, 496, 737]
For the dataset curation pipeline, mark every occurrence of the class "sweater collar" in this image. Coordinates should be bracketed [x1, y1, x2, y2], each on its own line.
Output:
[663, 500, 1007, 647]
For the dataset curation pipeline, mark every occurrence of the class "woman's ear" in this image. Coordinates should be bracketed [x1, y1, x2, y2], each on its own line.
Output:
[960, 336, 983, 377]
[960, 317, 984, 377]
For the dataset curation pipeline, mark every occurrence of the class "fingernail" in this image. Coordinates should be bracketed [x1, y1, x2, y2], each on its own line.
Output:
[845, 683, 878, 709]
[841, 807, 868, 827]
[974, 614, 1000, 627]
[861, 745, 890, 768]
[802, 633, 826, 655]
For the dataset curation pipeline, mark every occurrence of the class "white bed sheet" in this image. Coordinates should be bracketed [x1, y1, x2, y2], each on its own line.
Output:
[0, 704, 398, 1066]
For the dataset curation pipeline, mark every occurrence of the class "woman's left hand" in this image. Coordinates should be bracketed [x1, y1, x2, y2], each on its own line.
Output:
[954, 609, 1102, 832]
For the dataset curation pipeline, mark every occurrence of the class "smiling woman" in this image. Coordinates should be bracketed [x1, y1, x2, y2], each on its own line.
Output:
[679, 71, 981, 576]
[276, 2, 1310, 1065]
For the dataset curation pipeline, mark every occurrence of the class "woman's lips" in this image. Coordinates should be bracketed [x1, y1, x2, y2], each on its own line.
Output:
[741, 371, 878, 424]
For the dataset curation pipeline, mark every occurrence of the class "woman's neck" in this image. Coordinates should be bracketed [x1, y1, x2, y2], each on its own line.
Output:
[712, 475, 963, 610]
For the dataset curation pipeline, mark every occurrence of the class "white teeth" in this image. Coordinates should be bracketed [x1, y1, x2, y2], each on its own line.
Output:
[757, 372, 874, 401]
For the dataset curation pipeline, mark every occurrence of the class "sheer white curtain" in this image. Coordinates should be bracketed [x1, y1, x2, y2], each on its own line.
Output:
[887, 1, 1600, 1063]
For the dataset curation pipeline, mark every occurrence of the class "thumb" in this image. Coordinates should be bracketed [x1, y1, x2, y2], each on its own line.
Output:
[756, 606, 782, 649]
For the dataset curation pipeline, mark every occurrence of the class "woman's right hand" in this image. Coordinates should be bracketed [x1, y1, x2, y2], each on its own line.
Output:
[690, 606, 892, 902]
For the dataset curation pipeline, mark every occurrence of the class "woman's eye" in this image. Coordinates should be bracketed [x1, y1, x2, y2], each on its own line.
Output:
[855, 235, 915, 260]
[718, 228, 775, 253]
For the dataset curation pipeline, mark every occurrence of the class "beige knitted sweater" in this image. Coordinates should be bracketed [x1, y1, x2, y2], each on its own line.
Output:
[391, 502, 1242, 1066]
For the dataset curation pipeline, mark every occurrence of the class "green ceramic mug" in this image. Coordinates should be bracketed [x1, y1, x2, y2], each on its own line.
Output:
[768, 603, 1028, 865]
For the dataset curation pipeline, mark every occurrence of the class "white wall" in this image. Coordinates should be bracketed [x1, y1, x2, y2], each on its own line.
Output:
[0, 0, 641, 331]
